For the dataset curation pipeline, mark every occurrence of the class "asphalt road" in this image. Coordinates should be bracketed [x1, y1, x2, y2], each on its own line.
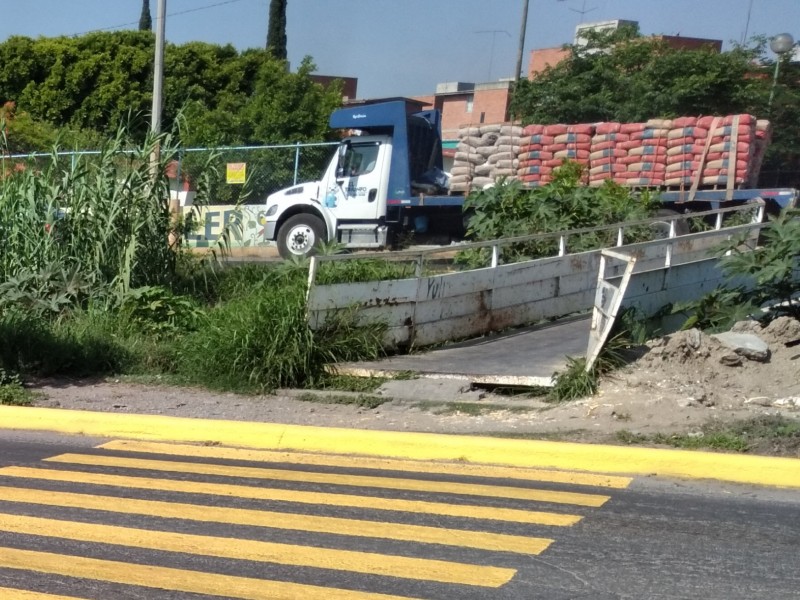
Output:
[0, 430, 797, 600]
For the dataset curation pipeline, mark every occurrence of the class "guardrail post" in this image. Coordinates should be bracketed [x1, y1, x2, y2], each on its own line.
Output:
[616, 226, 624, 246]
[491, 244, 500, 268]
[415, 255, 423, 277]
[558, 235, 566, 256]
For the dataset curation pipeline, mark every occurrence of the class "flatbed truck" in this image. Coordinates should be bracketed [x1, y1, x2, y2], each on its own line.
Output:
[261, 99, 797, 259]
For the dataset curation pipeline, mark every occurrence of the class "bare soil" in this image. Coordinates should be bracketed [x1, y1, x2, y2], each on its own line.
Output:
[29, 318, 800, 455]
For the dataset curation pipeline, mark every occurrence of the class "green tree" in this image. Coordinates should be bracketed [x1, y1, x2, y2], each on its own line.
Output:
[511, 26, 764, 124]
[139, 0, 152, 31]
[510, 26, 800, 183]
[266, 0, 288, 60]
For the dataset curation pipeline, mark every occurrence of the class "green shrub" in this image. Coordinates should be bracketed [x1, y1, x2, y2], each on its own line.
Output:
[0, 368, 33, 406]
[0, 308, 131, 377]
[673, 210, 800, 330]
[119, 286, 206, 338]
[461, 165, 655, 266]
[177, 273, 385, 392]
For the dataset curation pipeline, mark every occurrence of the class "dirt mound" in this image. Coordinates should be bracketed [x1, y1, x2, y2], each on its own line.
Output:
[607, 318, 800, 409]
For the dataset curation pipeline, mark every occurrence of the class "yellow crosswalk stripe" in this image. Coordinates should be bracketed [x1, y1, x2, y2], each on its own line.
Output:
[0, 466, 581, 525]
[100, 440, 633, 488]
[0, 587, 87, 600]
[0, 547, 426, 600]
[0, 513, 515, 587]
[0, 485, 553, 554]
[46, 453, 611, 507]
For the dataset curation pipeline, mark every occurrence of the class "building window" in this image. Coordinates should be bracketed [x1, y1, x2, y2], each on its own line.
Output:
[465, 95, 474, 114]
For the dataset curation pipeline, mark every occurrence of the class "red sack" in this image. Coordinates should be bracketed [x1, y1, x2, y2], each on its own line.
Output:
[595, 122, 622, 135]
[523, 124, 544, 136]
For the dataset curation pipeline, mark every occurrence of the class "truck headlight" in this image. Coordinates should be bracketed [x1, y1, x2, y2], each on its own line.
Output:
[265, 204, 278, 217]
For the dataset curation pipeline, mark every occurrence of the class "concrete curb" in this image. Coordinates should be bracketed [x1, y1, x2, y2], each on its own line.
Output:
[1, 405, 798, 489]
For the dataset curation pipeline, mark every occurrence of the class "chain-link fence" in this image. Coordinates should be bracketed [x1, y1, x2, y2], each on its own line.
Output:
[176, 142, 338, 204]
[2, 141, 339, 205]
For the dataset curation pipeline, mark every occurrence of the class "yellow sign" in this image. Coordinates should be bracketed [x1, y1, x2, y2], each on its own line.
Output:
[226, 162, 246, 184]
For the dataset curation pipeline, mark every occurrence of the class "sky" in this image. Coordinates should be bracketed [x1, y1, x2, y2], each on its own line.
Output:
[0, 0, 798, 99]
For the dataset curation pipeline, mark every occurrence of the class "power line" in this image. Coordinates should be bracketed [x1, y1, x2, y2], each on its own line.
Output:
[475, 29, 511, 81]
[73, 0, 250, 36]
[741, 0, 754, 44]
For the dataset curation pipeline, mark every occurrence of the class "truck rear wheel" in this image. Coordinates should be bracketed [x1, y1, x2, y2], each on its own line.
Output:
[277, 214, 325, 259]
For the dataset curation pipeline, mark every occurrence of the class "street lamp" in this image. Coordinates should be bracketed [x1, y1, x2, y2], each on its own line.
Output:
[768, 33, 795, 114]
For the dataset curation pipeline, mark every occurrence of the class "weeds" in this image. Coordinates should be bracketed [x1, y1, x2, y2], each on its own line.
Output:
[317, 374, 387, 393]
[549, 329, 633, 402]
[177, 271, 386, 393]
[295, 392, 390, 409]
[416, 401, 537, 416]
[615, 416, 800, 455]
[0, 368, 35, 406]
[673, 210, 800, 329]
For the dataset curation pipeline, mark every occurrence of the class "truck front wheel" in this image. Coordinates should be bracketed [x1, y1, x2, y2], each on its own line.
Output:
[277, 214, 326, 259]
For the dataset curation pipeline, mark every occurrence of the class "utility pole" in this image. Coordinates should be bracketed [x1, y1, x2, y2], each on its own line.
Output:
[514, 0, 530, 83]
[151, 0, 166, 137]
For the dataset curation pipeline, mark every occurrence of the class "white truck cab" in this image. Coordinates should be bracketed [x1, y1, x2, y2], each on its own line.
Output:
[263, 135, 393, 258]
[263, 99, 455, 259]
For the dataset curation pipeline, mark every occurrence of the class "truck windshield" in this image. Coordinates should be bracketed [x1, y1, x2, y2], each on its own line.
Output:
[343, 142, 380, 177]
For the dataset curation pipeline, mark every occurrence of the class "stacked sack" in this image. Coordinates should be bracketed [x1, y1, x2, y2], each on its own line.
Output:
[663, 115, 757, 188]
[589, 123, 628, 186]
[615, 119, 670, 186]
[450, 124, 522, 192]
[664, 117, 708, 187]
[517, 124, 592, 187]
[698, 115, 755, 187]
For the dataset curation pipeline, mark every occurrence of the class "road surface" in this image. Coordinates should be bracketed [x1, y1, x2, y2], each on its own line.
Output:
[0, 429, 797, 599]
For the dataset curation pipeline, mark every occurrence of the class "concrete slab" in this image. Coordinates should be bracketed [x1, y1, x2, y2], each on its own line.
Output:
[334, 314, 591, 387]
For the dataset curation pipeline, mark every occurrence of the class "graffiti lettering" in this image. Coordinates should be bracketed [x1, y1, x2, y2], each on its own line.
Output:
[426, 277, 444, 300]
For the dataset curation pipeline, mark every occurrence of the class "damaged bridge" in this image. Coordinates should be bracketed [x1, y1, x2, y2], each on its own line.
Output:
[306, 205, 769, 387]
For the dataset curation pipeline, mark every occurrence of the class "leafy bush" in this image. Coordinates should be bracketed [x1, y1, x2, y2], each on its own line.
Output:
[0, 368, 33, 406]
[119, 286, 206, 338]
[674, 211, 800, 329]
[718, 210, 800, 319]
[461, 165, 655, 266]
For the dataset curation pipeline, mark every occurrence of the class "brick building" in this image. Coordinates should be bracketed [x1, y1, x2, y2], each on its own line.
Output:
[310, 75, 358, 102]
[414, 80, 514, 141]
[529, 19, 722, 78]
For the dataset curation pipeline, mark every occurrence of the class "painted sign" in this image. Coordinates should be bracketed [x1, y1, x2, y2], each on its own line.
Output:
[226, 162, 246, 185]
[182, 205, 272, 248]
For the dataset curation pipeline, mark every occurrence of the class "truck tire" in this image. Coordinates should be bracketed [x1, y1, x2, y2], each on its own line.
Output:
[277, 214, 325, 259]
[651, 208, 690, 238]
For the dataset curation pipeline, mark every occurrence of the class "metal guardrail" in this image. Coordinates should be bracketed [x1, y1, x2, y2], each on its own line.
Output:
[307, 201, 766, 287]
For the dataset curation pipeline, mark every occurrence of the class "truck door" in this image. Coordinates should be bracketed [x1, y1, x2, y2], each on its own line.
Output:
[323, 140, 384, 221]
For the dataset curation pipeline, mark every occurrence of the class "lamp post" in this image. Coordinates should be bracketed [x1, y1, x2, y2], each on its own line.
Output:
[768, 33, 794, 114]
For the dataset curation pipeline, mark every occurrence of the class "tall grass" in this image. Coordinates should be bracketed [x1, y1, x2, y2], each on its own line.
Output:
[177, 267, 386, 392]
[0, 119, 216, 314]
[0, 123, 388, 393]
